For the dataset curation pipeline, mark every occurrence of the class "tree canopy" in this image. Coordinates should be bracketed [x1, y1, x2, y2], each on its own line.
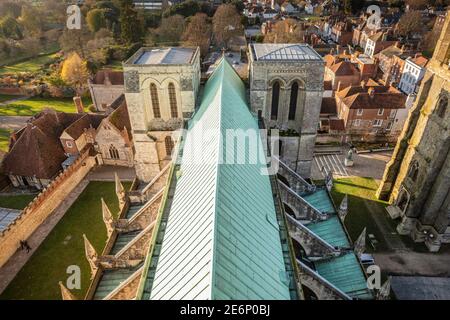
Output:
[212, 4, 243, 49]
[61, 52, 90, 96]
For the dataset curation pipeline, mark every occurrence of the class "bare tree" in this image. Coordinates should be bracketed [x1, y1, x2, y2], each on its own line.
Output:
[397, 11, 422, 38]
[405, 0, 428, 10]
[157, 14, 186, 44]
[264, 19, 305, 43]
[212, 4, 243, 49]
[183, 13, 212, 57]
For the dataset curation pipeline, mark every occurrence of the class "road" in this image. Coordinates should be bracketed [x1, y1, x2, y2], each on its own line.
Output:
[0, 116, 30, 131]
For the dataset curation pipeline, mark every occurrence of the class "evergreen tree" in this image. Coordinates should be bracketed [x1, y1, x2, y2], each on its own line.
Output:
[344, 0, 352, 15]
[118, 0, 142, 44]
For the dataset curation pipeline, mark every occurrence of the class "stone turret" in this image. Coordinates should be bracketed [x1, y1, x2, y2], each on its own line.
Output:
[102, 198, 115, 239]
[115, 173, 126, 211]
[59, 282, 77, 300]
[83, 234, 98, 279]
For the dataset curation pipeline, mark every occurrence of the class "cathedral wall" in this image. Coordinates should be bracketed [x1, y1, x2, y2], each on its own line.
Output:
[250, 59, 324, 177]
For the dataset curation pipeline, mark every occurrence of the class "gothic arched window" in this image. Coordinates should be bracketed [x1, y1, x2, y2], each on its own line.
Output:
[168, 83, 178, 118]
[271, 81, 280, 120]
[289, 82, 299, 120]
[109, 145, 120, 159]
[437, 95, 448, 118]
[150, 83, 161, 118]
[408, 160, 419, 182]
[165, 136, 174, 157]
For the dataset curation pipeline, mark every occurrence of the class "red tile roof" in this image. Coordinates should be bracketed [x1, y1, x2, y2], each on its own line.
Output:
[1, 110, 84, 179]
[321, 97, 337, 115]
[336, 81, 405, 110]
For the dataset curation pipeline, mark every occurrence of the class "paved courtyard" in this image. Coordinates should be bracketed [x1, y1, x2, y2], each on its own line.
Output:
[312, 146, 393, 180]
[0, 116, 30, 131]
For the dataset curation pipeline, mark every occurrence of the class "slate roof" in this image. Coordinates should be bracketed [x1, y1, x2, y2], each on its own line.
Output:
[251, 43, 322, 61]
[1, 110, 83, 179]
[148, 58, 291, 300]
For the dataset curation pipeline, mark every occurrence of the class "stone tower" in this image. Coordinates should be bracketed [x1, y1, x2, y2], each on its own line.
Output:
[248, 43, 324, 177]
[123, 47, 201, 182]
[376, 12, 450, 252]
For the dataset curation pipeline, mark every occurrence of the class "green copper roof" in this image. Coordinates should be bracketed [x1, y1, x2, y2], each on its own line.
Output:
[302, 189, 334, 213]
[148, 58, 291, 300]
[302, 188, 349, 248]
[299, 188, 373, 299]
[307, 215, 350, 248]
[315, 253, 372, 300]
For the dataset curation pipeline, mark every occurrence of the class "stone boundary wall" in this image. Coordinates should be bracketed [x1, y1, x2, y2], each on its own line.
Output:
[0, 88, 25, 96]
[0, 149, 95, 267]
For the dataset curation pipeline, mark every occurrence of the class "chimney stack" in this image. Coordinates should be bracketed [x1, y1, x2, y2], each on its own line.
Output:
[73, 96, 84, 114]
[104, 71, 112, 86]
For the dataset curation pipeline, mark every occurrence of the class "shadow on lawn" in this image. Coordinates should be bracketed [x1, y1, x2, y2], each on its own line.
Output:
[0, 104, 35, 116]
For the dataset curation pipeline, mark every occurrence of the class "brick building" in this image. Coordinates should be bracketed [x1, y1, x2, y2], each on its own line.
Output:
[336, 80, 406, 140]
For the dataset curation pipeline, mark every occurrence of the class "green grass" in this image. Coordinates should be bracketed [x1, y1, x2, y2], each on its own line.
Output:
[0, 43, 60, 67]
[0, 96, 92, 116]
[0, 53, 58, 75]
[0, 128, 12, 152]
[330, 177, 390, 252]
[331, 177, 429, 253]
[103, 60, 123, 71]
[0, 181, 131, 300]
[0, 194, 36, 210]
[0, 95, 21, 103]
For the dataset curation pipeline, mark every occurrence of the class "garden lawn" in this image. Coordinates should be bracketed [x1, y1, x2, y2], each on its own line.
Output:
[0, 96, 92, 116]
[0, 194, 36, 210]
[330, 177, 390, 252]
[0, 128, 12, 152]
[0, 95, 19, 103]
[0, 181, 131, 300]
[0, 53, 58, 75]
